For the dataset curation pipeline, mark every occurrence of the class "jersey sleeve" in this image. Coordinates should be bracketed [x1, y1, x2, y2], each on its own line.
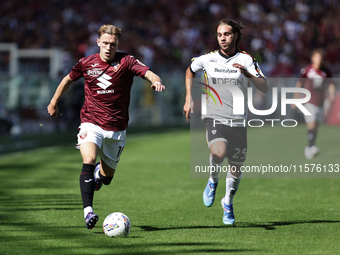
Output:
[246, 56, 266, 78]
[69, 58, 84, 81]
[190, 55, 204, 74]
[128, 56, 150, 77]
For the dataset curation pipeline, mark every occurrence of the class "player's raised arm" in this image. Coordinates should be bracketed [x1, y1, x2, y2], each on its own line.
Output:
[144, 70, 165, 92]
[47, 74, 74, 118]
[183, 67, 195, 122]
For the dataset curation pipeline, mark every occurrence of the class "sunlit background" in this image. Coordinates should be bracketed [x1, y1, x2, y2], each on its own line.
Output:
[0, 0, 339, 140]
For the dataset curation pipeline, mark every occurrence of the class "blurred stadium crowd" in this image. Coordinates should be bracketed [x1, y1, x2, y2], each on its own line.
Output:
[1, 0, 340, 137]
[1, 0, 340, 76]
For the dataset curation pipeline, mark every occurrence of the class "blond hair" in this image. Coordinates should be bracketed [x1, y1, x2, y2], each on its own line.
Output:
[98, 25, 122, 40]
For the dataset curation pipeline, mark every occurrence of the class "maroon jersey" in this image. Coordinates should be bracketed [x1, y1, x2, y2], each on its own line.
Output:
[69, 52, 149, 131]
[299, 64, 332, 107]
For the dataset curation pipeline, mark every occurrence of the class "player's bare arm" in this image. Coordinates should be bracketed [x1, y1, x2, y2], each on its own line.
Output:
[324, 82, 337, 118]
[291, 80, 303, 110]
[144, 70, 165, 92]
[232, 63, 268, 93]
[47, 74, 74, 118]
[328, 82, 336, 103]
[183, 67, 195, 122]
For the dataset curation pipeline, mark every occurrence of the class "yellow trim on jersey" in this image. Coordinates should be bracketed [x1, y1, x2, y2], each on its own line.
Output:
[191, 50, 219, 62]
[203, 72, 209, 103]
[239, 50, 264, 78]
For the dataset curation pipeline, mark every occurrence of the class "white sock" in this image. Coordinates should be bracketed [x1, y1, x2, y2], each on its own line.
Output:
[84, 206, 93, 219]
[224, 171, 242, 205]
[208, 154, 222, 183]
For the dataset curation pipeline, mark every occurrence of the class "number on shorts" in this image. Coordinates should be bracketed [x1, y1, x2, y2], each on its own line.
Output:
[117, 146, 124, 158]
[232, 148, 247, 160]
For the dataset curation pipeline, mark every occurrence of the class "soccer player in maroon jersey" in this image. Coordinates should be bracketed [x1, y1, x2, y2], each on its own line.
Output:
[47, 24, 165, 229]
[292, 49, 335, 159]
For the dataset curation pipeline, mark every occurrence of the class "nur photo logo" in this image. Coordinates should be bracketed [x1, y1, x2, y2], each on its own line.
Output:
[197, 82, 222, 107]
[198, 80, 312, 127]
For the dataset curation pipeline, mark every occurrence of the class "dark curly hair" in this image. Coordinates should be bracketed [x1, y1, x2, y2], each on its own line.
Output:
[216, 19, 244, 50]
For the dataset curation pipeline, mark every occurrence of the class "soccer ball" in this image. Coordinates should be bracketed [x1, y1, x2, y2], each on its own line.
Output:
[103, 212, 131, 237]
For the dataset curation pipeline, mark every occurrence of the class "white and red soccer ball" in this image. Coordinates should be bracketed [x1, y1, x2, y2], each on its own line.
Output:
[103, 212, 131, 237]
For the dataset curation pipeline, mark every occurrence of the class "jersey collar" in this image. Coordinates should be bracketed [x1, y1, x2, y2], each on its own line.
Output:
[218, 49, 239, 60]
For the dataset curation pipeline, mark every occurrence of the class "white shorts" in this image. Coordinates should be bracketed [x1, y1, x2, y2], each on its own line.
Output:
[304, 103, 323, 124]
[77, 123, 127, 169]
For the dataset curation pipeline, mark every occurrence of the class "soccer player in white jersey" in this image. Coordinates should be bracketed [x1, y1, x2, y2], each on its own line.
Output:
[183, 19, 268, 225]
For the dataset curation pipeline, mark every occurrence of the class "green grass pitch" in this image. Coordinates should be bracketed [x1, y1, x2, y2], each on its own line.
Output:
[0, 125, 339, 254]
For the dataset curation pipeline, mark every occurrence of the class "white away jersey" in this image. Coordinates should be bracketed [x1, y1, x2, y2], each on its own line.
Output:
[190, 50, 265, 126]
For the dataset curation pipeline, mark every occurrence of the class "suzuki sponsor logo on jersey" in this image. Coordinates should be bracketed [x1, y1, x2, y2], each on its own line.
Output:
[307, 69, 324, 88]
[214, 68, 237, 74]
[96, 73, 112, 90]
[97, 89, 115, 94]
[87, 68, 103, 77]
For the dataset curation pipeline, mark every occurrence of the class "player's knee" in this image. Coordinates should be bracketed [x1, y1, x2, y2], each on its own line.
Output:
[82, 156, 96, 165]
[307, 122, 317, 130]
[210, 142, 226, 164]
[212, 153, 224, 164]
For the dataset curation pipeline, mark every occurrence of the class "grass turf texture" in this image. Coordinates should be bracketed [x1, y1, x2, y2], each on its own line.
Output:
[0, 126, 339, 254]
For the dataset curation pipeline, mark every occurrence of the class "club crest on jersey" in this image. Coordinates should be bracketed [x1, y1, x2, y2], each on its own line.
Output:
[87, 68, 103, 77]
[212, 130, 217, 135]
[111, 62, 121, 72]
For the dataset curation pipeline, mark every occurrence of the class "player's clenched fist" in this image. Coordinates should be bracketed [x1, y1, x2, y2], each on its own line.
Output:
[47, 103, 58, 118]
